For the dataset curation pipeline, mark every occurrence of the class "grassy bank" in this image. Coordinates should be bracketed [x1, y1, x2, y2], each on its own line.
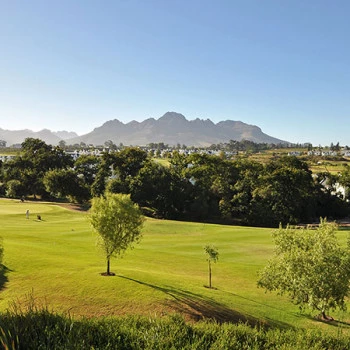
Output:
[1, 308, 349, 349]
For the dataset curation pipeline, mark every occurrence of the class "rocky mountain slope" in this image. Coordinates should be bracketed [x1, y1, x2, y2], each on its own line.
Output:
[67, 112, 287, 146]
[1, 112, 287, 147]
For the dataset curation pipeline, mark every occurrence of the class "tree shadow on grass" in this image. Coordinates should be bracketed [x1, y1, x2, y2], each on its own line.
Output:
[0, 265, 10, 291]
[118, 275, 292, 329]
[304, 314, 350, 328]
[227, 291, 350, 329]
[224, 291, 304, 327]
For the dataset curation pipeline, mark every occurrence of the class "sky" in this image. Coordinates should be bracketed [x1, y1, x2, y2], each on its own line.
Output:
[1, 0, 350, 146]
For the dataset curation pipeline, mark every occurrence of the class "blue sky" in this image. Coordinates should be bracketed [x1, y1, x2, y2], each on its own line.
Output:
[1, 0, 349, 146]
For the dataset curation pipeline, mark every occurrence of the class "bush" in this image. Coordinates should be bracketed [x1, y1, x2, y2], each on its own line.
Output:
[5, 180, 25, 199]
[0, 307, 349, 349]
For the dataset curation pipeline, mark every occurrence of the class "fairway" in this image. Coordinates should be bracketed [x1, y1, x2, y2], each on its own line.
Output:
[0, 199, 349, 334]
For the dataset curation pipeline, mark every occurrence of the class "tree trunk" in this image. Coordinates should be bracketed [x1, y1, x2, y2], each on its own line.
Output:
[107, 258, 110, 275]
[208, 260, 212, 288]
[321, 311, 333, 321]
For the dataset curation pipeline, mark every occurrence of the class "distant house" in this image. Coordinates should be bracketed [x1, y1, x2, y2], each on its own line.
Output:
[307, 150, 339, 157]
[288, 151, 301, 156]
[321, 151, 338, 156]
[308, 150, 322, 156]
[0, 155, 15, 162]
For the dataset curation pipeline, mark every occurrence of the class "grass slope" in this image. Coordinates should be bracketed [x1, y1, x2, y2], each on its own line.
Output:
[0, 199, 349, 335]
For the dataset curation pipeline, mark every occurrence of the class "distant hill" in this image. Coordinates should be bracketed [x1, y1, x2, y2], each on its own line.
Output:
[53, 131, 78, 140]
[0, 112, 288, 147]
[0, 128, 58, 146]
[66, 112, 288, 146]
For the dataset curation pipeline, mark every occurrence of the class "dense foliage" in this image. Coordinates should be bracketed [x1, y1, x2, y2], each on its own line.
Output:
[0, 308, 349, 350]
[258, 220, 350, 319]
[1, 138, 349, 227]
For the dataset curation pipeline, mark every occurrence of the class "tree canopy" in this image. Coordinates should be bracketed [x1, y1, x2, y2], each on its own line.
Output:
[1, 138, 350, 227]
[258, 219, 350, 320]
[89, 193, 144, 276]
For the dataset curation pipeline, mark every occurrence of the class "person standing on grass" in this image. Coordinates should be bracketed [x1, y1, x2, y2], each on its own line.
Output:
[26, 209, 29, 219]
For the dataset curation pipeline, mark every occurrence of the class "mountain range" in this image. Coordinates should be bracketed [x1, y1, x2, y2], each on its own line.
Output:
[0, 112, 288, 147]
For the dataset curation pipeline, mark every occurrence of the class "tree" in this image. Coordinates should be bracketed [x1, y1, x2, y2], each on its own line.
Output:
[111, 147, 148, 181]
[91, 152, 114, 197]
[204, 245, 219, 289]
[74, 155, 101, 186]
[104, 140, 117, 151]
[5, 179, 25, 198]
[130, 161, 186, 219]
[339, 165, 350, 199]
[43, 169, 90, 203]
[89, 193, 144, 276]
[58, 140, 66, 149]
[258, 219, 350, 320]
[3, 138, 73, 198]
[251, 156, 316, 226]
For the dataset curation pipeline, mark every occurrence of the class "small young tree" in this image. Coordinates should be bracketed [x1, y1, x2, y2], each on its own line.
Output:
[204, 245, 219, 288]
[89, 193, 144, 276]
[258, 219, 350, 320]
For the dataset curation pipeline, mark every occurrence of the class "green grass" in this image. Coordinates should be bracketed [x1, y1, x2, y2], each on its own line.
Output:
[153, 157, 170, 167]
[309, 160, 349, 174]
[0, 198, 349, 335]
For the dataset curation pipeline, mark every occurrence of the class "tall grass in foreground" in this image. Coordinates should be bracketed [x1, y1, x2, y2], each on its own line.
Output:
[0, 305, 349, 350]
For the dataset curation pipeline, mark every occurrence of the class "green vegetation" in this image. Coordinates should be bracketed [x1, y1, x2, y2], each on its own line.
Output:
[1, 308, 350, 349]
[90, 193, 144, 275]
[258, 220, 350, 320]
[2, 138, 350, 227]
[0, 199, 349, 332]
[204, 244, 219, 289]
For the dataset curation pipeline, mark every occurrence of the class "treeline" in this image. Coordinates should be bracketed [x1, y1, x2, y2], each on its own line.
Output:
[208, 139, 296, 152]
[1, 138, 350, 227]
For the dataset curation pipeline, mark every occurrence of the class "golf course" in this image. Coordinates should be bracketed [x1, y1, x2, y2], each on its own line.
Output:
[0, 198, 349, 336]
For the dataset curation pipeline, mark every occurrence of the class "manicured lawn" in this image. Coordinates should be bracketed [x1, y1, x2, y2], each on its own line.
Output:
[0, 199, 349, 334]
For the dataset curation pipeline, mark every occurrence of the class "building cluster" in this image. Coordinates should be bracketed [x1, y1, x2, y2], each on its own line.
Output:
[0, 155, 15, 162]
[288, 150, 350, 157]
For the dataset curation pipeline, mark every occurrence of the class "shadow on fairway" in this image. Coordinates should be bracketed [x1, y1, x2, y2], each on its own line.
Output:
[0, 265, 10, 291]
[305, 314, 350, 328]
[118, 275, 292, 329]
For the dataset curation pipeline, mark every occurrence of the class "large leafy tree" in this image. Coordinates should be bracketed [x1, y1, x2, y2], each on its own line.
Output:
[4, 138, 73, 198]
[74, 155, 101, 187]
[258, 219, 350, 320]
[185, 153, 236, 220]
[129, 161, 186, 219]
[91, 148, 148, 197]
[251, 156, 316, 226]
[313, 171, 349, 219]
[111, 147, 148, 181]
[43, 169, 90, 203]
[230, 158, 263, 224]
[89, 193, 144, 276]
[91, 152, 114, 197]
[339, 165, 350, 200]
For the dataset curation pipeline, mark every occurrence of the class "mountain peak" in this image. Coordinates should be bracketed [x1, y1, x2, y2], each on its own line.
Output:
[158, 112, 187, 122]
[0, 112, 289, 146]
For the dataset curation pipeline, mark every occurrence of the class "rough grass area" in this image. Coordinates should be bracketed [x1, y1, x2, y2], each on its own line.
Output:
[0, 199, 349, 336]
[0, 307, 349, 350]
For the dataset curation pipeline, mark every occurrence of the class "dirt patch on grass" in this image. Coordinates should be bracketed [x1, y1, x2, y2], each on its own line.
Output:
[56, 202, 90, 212]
